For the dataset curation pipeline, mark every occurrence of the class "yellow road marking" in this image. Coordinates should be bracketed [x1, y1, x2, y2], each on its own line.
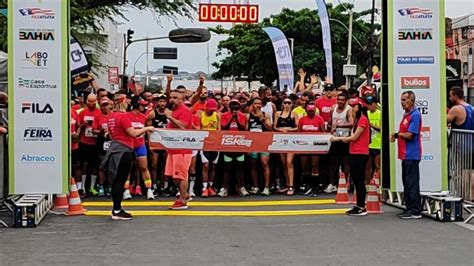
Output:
[86, 209, 347, 217]
[82, 199, 337, 207]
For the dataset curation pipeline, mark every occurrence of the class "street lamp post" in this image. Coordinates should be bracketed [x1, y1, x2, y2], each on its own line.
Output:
[346, 10, 353, 89]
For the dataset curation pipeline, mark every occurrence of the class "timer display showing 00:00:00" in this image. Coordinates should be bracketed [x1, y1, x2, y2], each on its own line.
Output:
[199, 4, 259, 23]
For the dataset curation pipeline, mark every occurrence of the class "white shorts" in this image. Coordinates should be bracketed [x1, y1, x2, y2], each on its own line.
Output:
[200, 151, 220, 164]
[192, 150, 198, 157]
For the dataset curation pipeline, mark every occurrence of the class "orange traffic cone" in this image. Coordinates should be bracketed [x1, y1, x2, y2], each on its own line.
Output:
[366, 179, 384, 214]
[53, 194, 69, 210]
[66, 178, 87, 216]
[373, 171, 382, 202]
[335, 172, 350, 204]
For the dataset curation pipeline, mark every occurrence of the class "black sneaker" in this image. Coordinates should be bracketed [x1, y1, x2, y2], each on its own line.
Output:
[111, 210, 133, 220]
[397, 211, 410, 217]
[299, 184, 307, 195]
[154, 187, 163, 197]
[303, 187, 313, 196]
[346, 206, 368, 216]
[399, 213, 422, 220]
[162, 187, 171, 197]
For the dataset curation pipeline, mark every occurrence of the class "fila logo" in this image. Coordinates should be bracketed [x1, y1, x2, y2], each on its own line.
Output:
[21, 102, 54, 114]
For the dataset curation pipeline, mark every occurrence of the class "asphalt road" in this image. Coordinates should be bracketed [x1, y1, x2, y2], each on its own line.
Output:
[1, 196, 473, 265]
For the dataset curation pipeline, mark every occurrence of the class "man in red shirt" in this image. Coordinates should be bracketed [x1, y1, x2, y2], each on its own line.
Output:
[71, 107, 81, 192]
[298, 103, 325, 197]
[77, 94, 101, 196]
[164, 91, 194, 209]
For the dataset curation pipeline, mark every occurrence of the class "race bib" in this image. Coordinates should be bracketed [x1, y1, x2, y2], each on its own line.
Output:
[103, 141, 111, 151]
[84, 127, 96, 138]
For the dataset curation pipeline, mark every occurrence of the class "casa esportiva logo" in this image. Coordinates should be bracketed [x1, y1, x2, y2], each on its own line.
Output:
[18, 78, 57, 89]
[400, 77, 430, 89]
[19, 28, 55, 41]
[398, 28, 433, 40]
[398, 7, 433, 19]
[397, 56, 434, 65]
[18, 8, 55, 19]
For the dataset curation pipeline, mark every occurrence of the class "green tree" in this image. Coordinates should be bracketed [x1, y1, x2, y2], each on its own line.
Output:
[211, 3, 380, 87]
[0, 0, 193, 68]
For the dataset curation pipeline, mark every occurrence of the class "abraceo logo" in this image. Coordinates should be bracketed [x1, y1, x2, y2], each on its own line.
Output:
[20, 154, 56, 163]
[401, 77, 430, 89]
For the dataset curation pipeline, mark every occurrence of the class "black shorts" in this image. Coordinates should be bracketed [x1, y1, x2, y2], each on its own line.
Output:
[72, 149, 80, 164]
[200, 151, 220, 164]
[79, 143, 99, 165]
[329, 141, 350, 157]
[369, 148, 381, 157]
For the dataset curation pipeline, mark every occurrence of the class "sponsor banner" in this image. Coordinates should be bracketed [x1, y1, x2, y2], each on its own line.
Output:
[315, 0, 333, 82]
[70, 35, 89, 76]
[388, 0, 447, 192]
[108, 66, 119, 84]
[262, 27, 294, 91]
[149, 130, 332, 154]
[8, 0, 69, 194]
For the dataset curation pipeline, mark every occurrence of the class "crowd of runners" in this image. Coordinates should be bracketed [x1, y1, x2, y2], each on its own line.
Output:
[71, 69, 383, 219]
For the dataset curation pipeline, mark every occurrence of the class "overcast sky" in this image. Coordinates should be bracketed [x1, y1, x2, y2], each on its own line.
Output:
[116, 0, 473, 74]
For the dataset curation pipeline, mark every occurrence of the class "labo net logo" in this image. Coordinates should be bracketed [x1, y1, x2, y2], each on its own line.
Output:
[221, 135, 252, 147]
[400, 77, 430, 89]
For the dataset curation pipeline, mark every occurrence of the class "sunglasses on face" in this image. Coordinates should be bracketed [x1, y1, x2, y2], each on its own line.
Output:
[283, 101, 292, 105]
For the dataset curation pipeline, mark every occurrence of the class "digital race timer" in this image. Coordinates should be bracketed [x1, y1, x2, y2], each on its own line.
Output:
[198, 3, 259, 23]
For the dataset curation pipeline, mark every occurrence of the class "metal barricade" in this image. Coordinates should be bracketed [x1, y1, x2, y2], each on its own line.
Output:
[448, 129, 474, 223]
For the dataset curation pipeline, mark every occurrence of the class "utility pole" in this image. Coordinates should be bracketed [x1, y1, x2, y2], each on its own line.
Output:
[346, 9, 353, 89]
[366, 0, 376, 86]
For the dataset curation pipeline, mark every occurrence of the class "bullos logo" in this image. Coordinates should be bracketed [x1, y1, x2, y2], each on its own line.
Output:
[21, 102, 54, 114]
[401, 77, 430, 89]
[221, 135, 252, 147]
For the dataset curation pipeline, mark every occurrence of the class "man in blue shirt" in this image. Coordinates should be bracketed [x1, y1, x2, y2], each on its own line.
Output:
[391, 91, 422, 219]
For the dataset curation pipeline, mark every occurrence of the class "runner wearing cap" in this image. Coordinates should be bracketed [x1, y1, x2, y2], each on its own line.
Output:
[298, 103, 326, 197]
[219, 99, 250, 197]
[332, 98, 371, 216]
[104, 96, 155, 220]
[199, 99, 221, 197]
[93, 97, 114, 196]
[147, 93, 169, 196]
[127, 96, 155, 200]
[164, 90, 194, 209]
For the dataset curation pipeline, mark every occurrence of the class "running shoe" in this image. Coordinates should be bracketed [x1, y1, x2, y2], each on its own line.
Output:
[261, 187, 271, 196]
[303, 187, 313, 196]
[154, 187, 163, 197]
[105, 186, 112, 196]
[135, 185, 143, 196]
[98, 186, 105, 197]
[129, 185, 135, 195]
[399, 213, 422, 220]
[201, 187, 209, 198]
[208, 187, 217, 197]
[123, 189, 132, 200]
[298, 184, 307, 195]
[89, 187, 99, 196]
[218, 188, 228, 197]
[169, 201, 188, 210]
[111, 209, 133, 220]
[324, 184, 337, 194]
[162, 187, 171, 197]
[240, 187, 250, 197]
[287, 187, 295, 196]
[249, 187, 260, 195]
[189, 189, 196, 198]
[346, 206, 368, 216]
[78, 189, 86, 198]
[147, 188, 155, 200]
[277, 187, 289, 193]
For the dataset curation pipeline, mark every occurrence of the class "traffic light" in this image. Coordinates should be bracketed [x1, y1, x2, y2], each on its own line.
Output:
[126, 29, 134, 45]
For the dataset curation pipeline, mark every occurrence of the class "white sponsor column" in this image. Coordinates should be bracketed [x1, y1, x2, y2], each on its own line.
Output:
[8, 0, 69, 194]
[389, 0, 447, 191]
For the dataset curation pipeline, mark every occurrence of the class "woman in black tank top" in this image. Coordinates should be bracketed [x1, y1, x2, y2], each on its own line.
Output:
[273, 98, 298, 195]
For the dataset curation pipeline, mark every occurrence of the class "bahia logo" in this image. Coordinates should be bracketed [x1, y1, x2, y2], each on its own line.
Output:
[398, 28, 433, 40]
[398, 8, 433, 19]
[18, 8, 55, 19]
[23, 127, 53, 142]
[23, 51, 48, 68]
[19, 29, 55, 41]
[21, 102, 54, 114]
[400, 77, 430, 89]
[21, 154, 56, 163]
